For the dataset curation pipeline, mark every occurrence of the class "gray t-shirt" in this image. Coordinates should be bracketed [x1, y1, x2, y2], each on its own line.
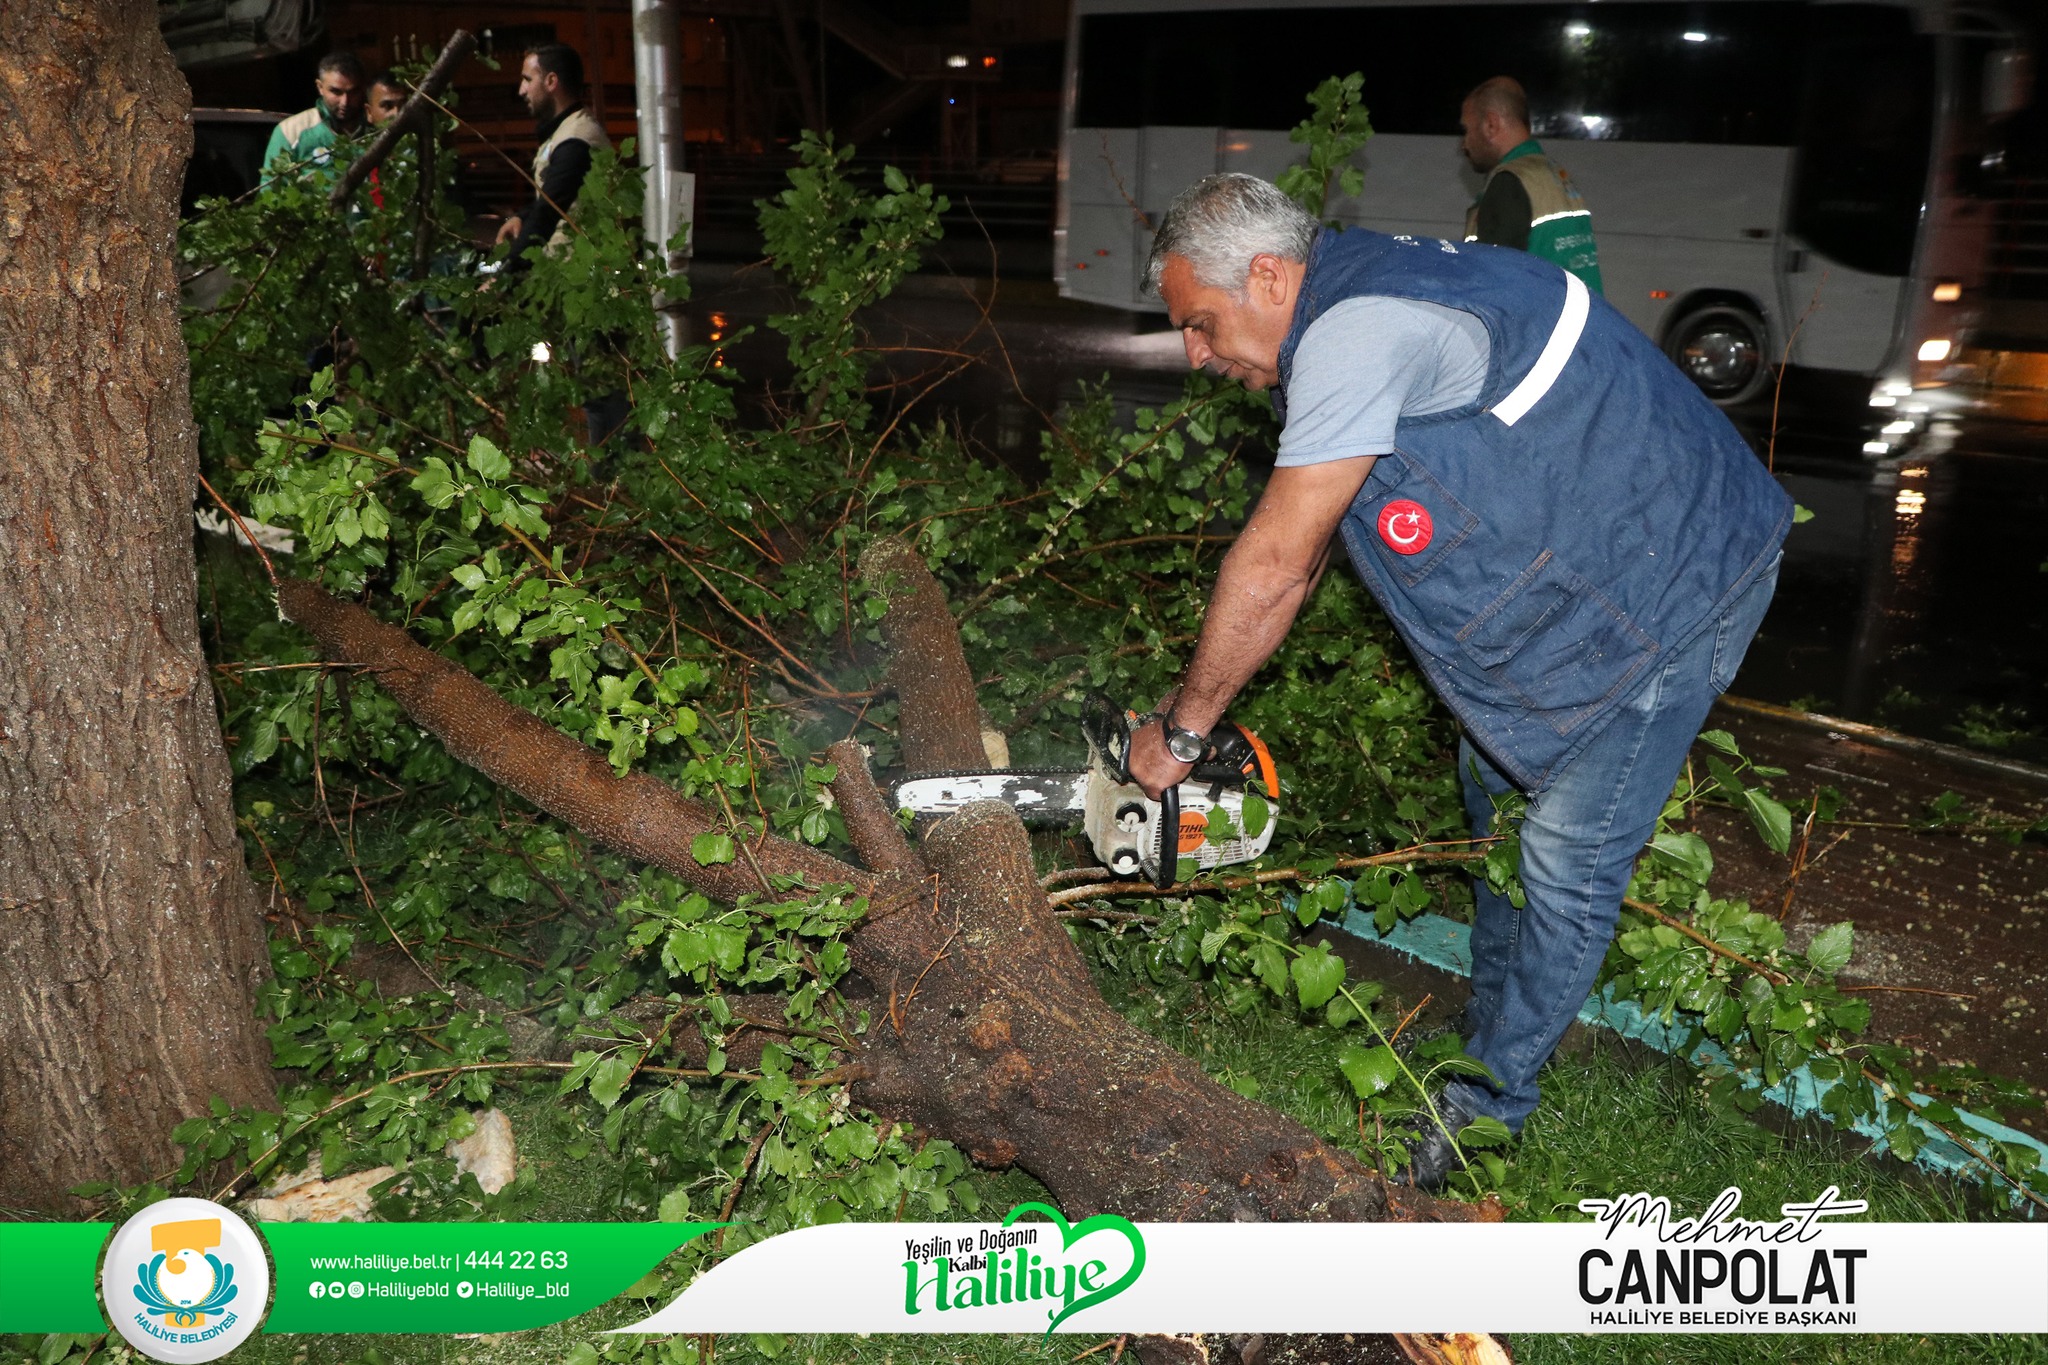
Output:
[1273, 296, 1491, 467]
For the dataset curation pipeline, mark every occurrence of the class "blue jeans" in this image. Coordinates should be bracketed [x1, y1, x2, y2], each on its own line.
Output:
[1445, 556, 1779, 1133]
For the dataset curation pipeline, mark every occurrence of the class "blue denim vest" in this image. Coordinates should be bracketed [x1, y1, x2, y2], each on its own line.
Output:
[1276, 228, 1792, 791]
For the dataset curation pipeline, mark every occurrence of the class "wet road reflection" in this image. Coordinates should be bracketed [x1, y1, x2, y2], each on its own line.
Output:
[1756, 416, 2048, 765]
[684, 266, 2048, 765]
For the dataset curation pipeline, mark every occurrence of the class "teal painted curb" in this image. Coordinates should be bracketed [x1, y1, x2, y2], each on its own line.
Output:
[1318, 894, 2048, 1205]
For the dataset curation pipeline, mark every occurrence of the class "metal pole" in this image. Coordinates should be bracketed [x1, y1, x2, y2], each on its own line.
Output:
[633, 0, 692, 356]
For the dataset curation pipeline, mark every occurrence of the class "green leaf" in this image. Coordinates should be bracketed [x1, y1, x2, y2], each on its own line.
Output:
[1249, 939, 1289, 996]
[1290, 943, 1345, 1009]
[1240, 789, 1270, 839]
[1648, 831, 1714, 883]
[1742, 787, 1794, 854]
[1298, 878, 1350, 928]
[466, 434, 511, 481]
[1827, 997, 1872, 1033]
[882, 165, 909, 193]
[1456, 1114, 1513, 1149]
[1805, 922, 1855, 976]
[703, 922, 749, 972]
[558, 1049, 601, 1095]
[1337, 1043, 1399, 1099]
[1695, 729, 1743, 759]
[1792, 503, 1816, 524]
[692, 832, 736, 866]
[589, 1053, 640, 1109]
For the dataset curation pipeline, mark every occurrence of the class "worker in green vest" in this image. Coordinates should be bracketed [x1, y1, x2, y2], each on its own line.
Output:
[262, 51, 366, 183]
[1459, 77, 1604, 294]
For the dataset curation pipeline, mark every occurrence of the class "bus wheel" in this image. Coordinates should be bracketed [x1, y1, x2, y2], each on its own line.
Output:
[1664, 303, 1771, 406]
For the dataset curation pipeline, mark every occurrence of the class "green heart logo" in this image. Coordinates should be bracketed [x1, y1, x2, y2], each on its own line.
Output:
[1003, 1200, 1146, 1336]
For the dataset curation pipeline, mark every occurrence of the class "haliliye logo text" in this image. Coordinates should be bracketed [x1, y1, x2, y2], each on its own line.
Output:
[902, 1201, 1147, 1334]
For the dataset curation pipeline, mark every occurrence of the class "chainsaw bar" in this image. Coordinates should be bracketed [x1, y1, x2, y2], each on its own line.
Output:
[890, 769, 1091, 822]
[888, 694, 1281, 885]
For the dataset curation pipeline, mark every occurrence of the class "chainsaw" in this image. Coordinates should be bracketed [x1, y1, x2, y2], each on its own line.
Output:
[891, 694, 1279, 889]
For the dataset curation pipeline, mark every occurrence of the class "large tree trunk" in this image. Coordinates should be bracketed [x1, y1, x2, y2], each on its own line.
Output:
[0, 0, 277, 1211]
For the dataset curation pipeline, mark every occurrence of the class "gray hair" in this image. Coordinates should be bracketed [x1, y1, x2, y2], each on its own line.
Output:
[1143, 173, 1319, 296]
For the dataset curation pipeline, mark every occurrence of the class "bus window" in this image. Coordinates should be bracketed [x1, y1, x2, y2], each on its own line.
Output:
[1075, 3, 1806, 144]
[1788, 5, 1936, 276]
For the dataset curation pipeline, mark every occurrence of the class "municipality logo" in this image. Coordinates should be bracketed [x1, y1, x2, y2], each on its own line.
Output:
[102, 1197, 268, 1362]
[901, 1201, 1146, 1334]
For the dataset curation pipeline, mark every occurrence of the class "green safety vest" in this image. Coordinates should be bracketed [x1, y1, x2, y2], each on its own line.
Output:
[263, 104, 350, 181]
[1464, 140, 1604, 294]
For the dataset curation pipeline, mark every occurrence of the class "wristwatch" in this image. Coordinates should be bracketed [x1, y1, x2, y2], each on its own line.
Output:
[1162, 710, 1208, 765]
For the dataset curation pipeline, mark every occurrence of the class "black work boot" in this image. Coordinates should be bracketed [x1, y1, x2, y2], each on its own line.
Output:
[1394, 1099, 1474, 1192]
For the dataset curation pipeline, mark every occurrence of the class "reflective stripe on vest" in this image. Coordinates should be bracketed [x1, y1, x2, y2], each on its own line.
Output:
[1492, 272, 1590, 427]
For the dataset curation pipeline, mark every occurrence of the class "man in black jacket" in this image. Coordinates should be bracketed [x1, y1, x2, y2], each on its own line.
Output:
[496, 43, 611, 263]
[494, 43, 628, 445]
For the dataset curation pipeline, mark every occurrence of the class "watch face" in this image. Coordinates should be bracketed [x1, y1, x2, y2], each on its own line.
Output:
[1167, 731, 1205, 763]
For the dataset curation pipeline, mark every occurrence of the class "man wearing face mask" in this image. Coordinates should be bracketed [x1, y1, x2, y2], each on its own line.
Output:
[1129, 173, 1787, 1190]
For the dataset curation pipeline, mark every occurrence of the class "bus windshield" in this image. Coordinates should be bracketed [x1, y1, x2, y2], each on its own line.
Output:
[1076, 2, 1810, 143]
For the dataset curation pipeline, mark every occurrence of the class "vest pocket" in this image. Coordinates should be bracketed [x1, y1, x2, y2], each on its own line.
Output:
[1455, 550, 1657, 733]
[1353, 453, 1479, 587]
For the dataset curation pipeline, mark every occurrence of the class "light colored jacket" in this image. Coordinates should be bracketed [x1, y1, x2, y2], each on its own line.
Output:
[533, 107, 611, 252]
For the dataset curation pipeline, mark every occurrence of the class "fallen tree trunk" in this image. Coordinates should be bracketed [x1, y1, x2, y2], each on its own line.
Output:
[278, 543, 1503, 1361]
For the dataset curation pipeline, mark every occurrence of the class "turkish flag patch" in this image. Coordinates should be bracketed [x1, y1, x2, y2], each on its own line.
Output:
[1376, 499, 1434, 555]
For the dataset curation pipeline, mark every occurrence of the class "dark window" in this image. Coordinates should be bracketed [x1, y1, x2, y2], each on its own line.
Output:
[1076, 2, 1809, 144]
[1787, 5, 1934, 274]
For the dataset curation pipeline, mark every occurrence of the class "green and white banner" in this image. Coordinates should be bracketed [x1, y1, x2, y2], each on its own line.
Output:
[1, 1200, 718, 1362]
[5, 1187, 2044, 1361]
[618, 1191, 2048, 1335]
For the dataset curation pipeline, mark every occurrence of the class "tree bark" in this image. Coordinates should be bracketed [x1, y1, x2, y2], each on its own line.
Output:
[858, 537, 991, 773]
[0, 0, 278, 1210]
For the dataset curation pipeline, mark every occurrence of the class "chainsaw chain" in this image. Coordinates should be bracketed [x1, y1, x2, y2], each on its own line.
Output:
[892, 768, 1090, 784]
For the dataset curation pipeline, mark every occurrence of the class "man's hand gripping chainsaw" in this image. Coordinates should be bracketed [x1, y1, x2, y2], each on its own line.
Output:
[890, 693, 1279, 889]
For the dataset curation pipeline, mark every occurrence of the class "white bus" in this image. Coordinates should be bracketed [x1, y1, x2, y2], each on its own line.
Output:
[1054, 0, 2034, 413]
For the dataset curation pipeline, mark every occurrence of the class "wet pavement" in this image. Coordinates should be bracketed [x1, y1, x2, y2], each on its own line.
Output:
[682, 261, 2048, 1115]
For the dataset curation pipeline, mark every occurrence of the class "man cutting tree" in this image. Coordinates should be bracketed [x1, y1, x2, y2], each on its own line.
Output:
[1125, 173, 1791, 1190]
